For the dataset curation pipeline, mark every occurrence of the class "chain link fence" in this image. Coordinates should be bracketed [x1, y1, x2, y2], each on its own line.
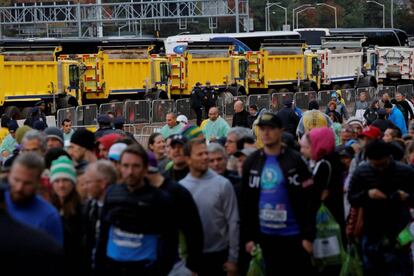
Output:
[318, 90, 335, 109]
[151, 100, 174, 123]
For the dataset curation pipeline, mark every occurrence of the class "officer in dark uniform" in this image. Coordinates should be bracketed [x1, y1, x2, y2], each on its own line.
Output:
[191, 82, 204, 126]
[203, 80, 217, 119]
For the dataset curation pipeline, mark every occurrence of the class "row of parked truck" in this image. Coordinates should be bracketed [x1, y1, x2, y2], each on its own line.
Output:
[1, 36, 414, 118]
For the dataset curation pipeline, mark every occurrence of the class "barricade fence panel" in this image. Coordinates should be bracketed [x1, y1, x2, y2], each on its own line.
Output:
[99, 102, 124, 118]
[294, 91, 318, 110]
[356, 87, 376, 102]
[247, 94, 271, 111]
[56, 107, 76, 127]
[377, 86, 396, 99]
[176, 98, 196, 120]
[151, 100, 174, 123]
[270, 92, 294, 112]
[318, 90, 335, 108]
[124, 100, 151, 125]
[224, 95, 247, 116]
[75, 104, 98, 126]
[397, 84, 414, 99]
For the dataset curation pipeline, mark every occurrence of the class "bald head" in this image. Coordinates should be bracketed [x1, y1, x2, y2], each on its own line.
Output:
[208, 107, 219, 121]
[234, 101, 244, 113]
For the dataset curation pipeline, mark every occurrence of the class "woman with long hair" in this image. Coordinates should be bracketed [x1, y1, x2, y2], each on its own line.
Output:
[148, 132, 168, 172]
[50, 155, 85, 274]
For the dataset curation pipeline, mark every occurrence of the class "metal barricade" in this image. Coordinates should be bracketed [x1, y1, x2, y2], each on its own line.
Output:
[377, 86, 396, 99]
[124, 100, 151, 125]
[397, 84, 414, 99]
[56, 107, 76, 127]
[318, 90, 335, 108]
[99, 102, 124, 117]
[75, 104, 98, 126]
[341, 88, 357, 115]
[356, 87, 376, 102]
[216, 96, 225, 117]
[270, 92, 294, 112]
[247, 94, 271, 111]
[224, 95, 247, 116]
[293, 91, 318, 110]
[151, 100, 174, 123]
[175, 98, 195, 120]
[123, 124, 138, 135]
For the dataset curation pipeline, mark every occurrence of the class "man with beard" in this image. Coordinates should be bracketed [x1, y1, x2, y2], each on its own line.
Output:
[4, 152, 63, 245]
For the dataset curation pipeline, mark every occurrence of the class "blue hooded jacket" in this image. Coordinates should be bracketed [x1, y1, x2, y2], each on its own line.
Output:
[388, 106, 407, 135]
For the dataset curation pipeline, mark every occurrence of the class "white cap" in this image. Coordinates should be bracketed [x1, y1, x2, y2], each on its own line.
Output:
[177, 115, 188, 124]
[108, 143, 128, 161]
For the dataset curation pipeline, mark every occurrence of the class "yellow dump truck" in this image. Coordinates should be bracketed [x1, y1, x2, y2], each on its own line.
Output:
[247, 40, 319, 93]
[0, 46, 72, 119]
[168, 43, 248, 98]
[58, 45, 170, 104]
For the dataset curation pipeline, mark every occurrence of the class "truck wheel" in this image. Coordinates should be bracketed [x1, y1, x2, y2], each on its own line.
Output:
[5, 106, 21, 120]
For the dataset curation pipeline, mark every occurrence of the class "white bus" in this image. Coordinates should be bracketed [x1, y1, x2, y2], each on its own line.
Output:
[165, 31, 301, 54]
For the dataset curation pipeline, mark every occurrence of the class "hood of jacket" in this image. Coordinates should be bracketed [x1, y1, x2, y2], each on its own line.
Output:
[309, 127, 335, 161]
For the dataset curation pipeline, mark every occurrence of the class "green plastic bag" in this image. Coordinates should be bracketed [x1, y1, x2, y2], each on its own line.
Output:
[247, 244, 266, 276]
[340, 243, 364, 276]
[313, 203, 346, 269]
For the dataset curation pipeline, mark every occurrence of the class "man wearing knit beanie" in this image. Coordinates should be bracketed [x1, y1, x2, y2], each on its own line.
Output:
[68, 129, 97, 172]
[50, 156, 77, 184]
[45, 127, 64, 150]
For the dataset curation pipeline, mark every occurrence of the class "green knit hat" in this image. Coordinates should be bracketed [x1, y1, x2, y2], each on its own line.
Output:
[50, 156, 76, 184]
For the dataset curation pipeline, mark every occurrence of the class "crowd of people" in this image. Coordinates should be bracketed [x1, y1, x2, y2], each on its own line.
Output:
[1, 88, 414, 276]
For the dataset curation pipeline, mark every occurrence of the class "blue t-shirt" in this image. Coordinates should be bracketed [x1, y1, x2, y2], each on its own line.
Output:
[259, 155, 300, 236]
[5, 191, 63, 245]
[107, 226, 159, 262]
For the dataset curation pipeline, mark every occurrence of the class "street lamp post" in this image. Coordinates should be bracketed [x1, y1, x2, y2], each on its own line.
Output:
[265, 2, 288, 31]
[391, 0, 394, 28]
[292, 4, 312, 29]
[296, 7, 316, 29]
[316, 3, 338, 28]
[366, 0, 385, 28]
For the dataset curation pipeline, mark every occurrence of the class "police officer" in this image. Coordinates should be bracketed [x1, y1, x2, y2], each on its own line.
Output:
[203, 81, 217, 119]
[191, 82, 204, 126]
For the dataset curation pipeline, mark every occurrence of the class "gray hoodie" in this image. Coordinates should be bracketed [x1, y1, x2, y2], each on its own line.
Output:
[179, 169, 239, 262]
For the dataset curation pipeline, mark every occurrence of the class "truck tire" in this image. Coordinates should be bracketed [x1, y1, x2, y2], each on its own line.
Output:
[5, 106, 21, 120]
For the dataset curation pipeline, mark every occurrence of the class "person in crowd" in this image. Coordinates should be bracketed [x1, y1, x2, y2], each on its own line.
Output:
[83, 160, 117, 272]
[225, 127, 252, 172]
[68, 129, 97, 172]
[300, 127, 345, 273]
[160, 113, 184, 139]
[405, 140, 414, 166]
[408, 121, 414, 137]
[363, 100, 379, 125]
[191, 82, 204, 126]
[278, 100, 300, 137]
[5, 152, 63, 245]
[232, 100, 249, 128]
[49, 156, 85, 274]
[97, 133, 122, 159]
[107, 142, 128, 181]
[0, 120, 18, 158]
[44, 127, 65, 149]
[203, 80, 217, 119]
[348, 140, 414, 275]
[385, 101, 408, 135]
[24, 106, 47, 128]
[247, 104, 259, 128]
[95, 115, 114, 139]
[340, 126, 355, 146]
[146, 152, 204, 275]
[113, 116, 125, 133]
[21, 129, 47, 156]
[180, 139, 239, 276]
[297, 100, 332, 138]
[371, 108, 395, 133]
[200, 107, 230, 141]
[394, 92, 414, 125]
[181, 124, 205, 141]
[33, 120, 47, 131]
[326, 100, 343, 123]
[0, 184, 64, 275]
[328, 112, 342, 146]
[177, 114, 189, 125]
[95, 145, 177, 275]
[331, 92, 349, 121]
[61, 119, 74, 147]
[240, 112, 316, 275]
[148, 132, 169, 173]
[346, 117, 364, 139]
[355, 91, 369, 120]
[379, 92, 391, 108]
[234, 147, 256, 177]
[0, 114, 10, 144]
[383, 127, 402, 143]
[163, 134, 189, 182]
[337, 145, 355, 217]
